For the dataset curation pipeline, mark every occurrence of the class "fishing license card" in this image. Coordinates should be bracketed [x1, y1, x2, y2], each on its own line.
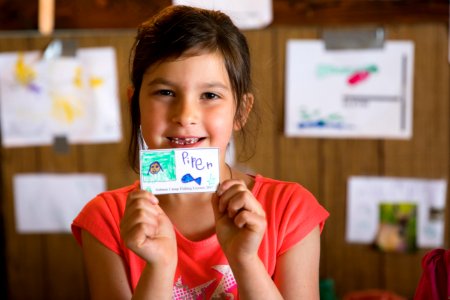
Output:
[139, 147, 220, 194]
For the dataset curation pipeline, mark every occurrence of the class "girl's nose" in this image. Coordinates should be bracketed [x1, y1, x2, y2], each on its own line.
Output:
[171, 97, 199, 126]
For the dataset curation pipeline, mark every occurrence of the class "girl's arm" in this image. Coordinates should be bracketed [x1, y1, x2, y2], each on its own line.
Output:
[223, 227, 321, 300]
[213, 179, 283, 299]
[227, 227, 321, 300]
[81, 189, 177, 300]
[81, 231, 177, 300]
[274, 226, 321, 299]
[81, 230, 132, 299]
[213, 179, 322, 299]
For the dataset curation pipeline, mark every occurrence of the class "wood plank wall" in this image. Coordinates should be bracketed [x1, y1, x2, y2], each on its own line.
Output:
[0, 32, 138, 300]
[0, 21, 448, 300]
[1, 0, 447, 30]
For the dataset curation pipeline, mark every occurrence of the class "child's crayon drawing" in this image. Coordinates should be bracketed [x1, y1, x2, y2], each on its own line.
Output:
[139, 148, 220, 194]
[140, 150, 176, 184]
[148, 161, 163, 175]
[317, 64, 378, 86]
[297, 107, 352, 130]
[0, 47, 121, 147]
[285, 40, 414, 139]
[181, 173, 202, 185]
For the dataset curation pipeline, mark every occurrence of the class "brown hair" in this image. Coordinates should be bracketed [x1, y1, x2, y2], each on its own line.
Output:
[128, 5, 258, 172]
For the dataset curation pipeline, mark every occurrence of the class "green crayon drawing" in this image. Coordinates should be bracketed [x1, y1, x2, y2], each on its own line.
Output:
[206, 173, 218, 187]
[316, 64, 378, 78]
[140, 150, 176, 183]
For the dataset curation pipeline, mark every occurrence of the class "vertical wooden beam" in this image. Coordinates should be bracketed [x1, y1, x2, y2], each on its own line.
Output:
[239, 30, 277, 178]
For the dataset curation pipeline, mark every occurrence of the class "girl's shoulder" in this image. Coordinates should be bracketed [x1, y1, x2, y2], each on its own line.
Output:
[251, 174, 313, 199]
[252, 174, 329, 239]
[100, 181, 140, 198]
[83, 181, 140, 212]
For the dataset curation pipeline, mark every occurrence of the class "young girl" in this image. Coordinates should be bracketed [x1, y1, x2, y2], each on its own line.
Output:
[72, 5, 329, 299]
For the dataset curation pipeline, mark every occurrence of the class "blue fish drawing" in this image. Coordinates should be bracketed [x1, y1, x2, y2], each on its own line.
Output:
[181, 173, 202, 185]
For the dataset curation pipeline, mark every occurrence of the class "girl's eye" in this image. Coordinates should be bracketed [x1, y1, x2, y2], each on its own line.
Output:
[202, 92, 219, 100]
[157, 89, 174, 97]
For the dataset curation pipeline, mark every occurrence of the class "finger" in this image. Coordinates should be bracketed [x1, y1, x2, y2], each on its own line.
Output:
[216, 179, 246, 197]
[127, 190, 159, 207]
[150, 207, 175, 237]
[120, 210, 160, 241]
[121, 219, 160, 250]
[121, 197, 161, 235]
[233, 210, 267, 232]
[220, 187, 265, 218]
[217, 181, 247, 213]
[124, 207, 160, 227]
[122, 199, 160, 226]
[225, 193, 247, 219]
[124, 191, 161, 224]
[126, 199, 159, 216]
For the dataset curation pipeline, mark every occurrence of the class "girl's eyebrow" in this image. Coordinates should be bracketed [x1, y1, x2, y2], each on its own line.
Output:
[146, 77, 173, 86]
[147, 78, 230, 91]
[202, 82, 230, 90]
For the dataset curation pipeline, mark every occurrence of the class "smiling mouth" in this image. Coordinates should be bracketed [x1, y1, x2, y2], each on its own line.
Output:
[168, 137, 203, 145]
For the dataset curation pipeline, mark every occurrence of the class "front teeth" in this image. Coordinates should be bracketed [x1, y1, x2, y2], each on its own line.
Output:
[171, 137, 199, 145]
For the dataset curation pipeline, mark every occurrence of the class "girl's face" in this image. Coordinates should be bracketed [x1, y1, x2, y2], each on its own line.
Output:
[139, 51, 237, 163]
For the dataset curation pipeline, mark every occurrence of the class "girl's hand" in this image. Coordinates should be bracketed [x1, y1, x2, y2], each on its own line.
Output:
[120, 190, 177, 268]
[212, 179, 267, 264]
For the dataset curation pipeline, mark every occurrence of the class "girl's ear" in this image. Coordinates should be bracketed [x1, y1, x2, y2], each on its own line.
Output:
[127, 85, 134, 103]
[233, 93, 254, 131]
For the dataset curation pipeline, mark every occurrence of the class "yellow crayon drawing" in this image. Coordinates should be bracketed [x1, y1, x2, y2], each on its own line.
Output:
[15, 53, 36, 86]
[89, 77, 104, 88]
[51, 95, 83, 124]
[73, 66, 104, 89]
[73, 67, 83, 88]
[0, 47, 121, 147]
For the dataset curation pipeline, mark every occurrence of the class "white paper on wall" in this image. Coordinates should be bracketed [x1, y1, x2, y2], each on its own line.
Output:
[0, 47, 122, 147]
[346, 176, 447, 248]
[285, 40, 414, 139]
[13, 173, 106, 233]
[173, 0, 272, 30]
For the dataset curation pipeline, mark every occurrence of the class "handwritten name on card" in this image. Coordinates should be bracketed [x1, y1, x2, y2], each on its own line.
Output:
[139, 148, 220, 194]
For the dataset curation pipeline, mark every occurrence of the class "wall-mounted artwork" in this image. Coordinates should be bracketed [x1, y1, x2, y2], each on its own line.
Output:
[346, 176, 447, 249]
[173, 0, 272, 30]
[285, 40, 414, 139]
[0, 47, 121, 147]
[14, 173, 106, 233]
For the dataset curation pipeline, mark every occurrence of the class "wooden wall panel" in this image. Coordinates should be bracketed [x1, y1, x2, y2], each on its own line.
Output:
[270, 22, 449, 298]
[320, 140, 384, 294]
[1, 0, 447, 30]
[273, 27, 322, 194]
[0, 32, 137, 300]
[3, 148, 47, 299]
[239, 31, 276, 178]
[381, 23, 450, 297]
[0, 20, 448, 300]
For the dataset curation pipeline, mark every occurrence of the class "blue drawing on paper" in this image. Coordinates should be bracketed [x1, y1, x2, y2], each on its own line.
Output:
[181, 173, 202, 185]
[297, 107, 352, 129]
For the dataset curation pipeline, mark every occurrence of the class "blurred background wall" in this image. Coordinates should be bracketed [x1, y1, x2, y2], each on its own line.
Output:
[0, 1, 448, 299]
